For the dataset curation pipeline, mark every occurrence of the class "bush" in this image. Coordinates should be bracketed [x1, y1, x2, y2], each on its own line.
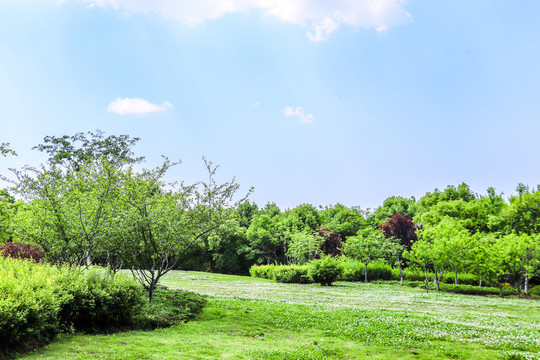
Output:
[398, 280, 518, 296]
[249, 264, 313, 284]
[529, 286, 540, 297]
[438, 283, 516, 296]
[56, 268, 146, 332]
[339, 259, 393, 282]
[136, 287, 207, 329]
[0, 242, 44, 263]
[272, 265, 312, 284]
[440, 272, 479, 286]
[309, 256, 341, 286]
[0, 258, 146, 355]
[249, 265, 276, 280]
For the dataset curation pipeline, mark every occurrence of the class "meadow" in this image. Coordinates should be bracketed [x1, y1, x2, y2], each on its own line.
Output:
[20, 271, 540, 360]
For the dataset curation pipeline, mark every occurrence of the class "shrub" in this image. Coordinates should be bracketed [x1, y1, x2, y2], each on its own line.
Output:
[136, 287, 207, 329]
[399, 280, 518, 296]
[339, 259, 393, 282]
[273, 265, 312, 284]
[0, 242, 44, 263]
[441, 272, 479, 286]
[249, 264, 313, 284]
[249, 265, 276, 280]
[339, 258, 364, 281]
[309, 256, 341, 286]
[56, 268, 146, 332]
[437, 283, 516, 296]
[0, 258, 146, 355]
[529, 286, 540, 297]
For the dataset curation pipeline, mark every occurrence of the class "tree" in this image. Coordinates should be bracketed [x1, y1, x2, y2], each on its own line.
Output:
[422, 218, 470, 286]
[315, 227, 342, 257]
[496, 191, 540, 235]
[403, 239, 436, 293]
[283, 204, 321, 233]
[4, 131, 141, 266]
[371, 196, 416, 224]
[201, 217, 250, 274]
[8, 159, 123, 266]
[246, 214, 286, 265]
[0, 189, 19, 243]
[236, 201, 259, 228]
[379, 214, 417, 285]
[32, 130, 142, 170]
[468, 233, 496, 287]
[117, 157, 251, 301]
[320, 203, 367, 238]
[342, 228, 387, 283]
[286, 232, 323, 265]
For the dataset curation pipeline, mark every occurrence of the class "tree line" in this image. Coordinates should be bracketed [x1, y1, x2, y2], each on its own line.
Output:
[1, 132, 539, 297]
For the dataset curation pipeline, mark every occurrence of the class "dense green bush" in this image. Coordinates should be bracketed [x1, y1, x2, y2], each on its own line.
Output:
[249, 264, 276, 280]
[340, 259, 393, 282]
[309, 256, 341, 286]
[56, 268, 146, 332]
[249, 264, 313, 283]
[0, 258, 64, 352]
[272, 265, 312, 284]
[529, 286, 540, 296]
[0, 258, 146, 354]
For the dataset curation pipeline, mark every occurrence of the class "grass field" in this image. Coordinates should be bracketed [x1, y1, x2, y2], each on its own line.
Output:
[20, 271, 540, 360]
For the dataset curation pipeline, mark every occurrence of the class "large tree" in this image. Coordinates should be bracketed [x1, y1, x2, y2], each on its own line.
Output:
[116, 157, 251, 300]
[5, 131, 136, 265]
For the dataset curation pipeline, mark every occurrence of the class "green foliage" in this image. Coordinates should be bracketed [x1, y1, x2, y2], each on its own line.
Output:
[0, 258, 145, 354]
[0, 142, 17, 157]
[319, 203, 367, 238]
[371, 196, 416, 224]
[247, 214, 286, 265]
[529, 286, 540, 296]
[286, 232, 323, 265]
[309, 256, 341, 286]
[136, 287, 207, 329]
[283, 204, 321, 233]
[249, 264, 312, 284]
[55, 268, 146, 332]
[339, 259, 394, 282]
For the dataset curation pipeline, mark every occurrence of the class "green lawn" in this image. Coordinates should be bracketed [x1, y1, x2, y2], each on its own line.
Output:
[20, 271, 540, 360]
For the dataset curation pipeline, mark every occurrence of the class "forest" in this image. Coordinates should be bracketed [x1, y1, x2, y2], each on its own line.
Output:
[1, 132, 539, 298]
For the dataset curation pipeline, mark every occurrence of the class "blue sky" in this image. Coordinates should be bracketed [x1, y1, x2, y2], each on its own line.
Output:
[1, 0, 540, 210]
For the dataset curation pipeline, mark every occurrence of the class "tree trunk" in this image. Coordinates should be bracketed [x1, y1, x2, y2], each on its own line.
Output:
[479, 275, 482, 288]
[454, 271, 458, 285]
[524, 275, 529, 295]
[397, 255, 403, 286]
[148, 283, 155, 302]
[364, 263, 368, 283]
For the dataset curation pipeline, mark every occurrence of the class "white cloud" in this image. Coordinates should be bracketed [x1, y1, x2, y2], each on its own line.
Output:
[107, 97, 173, 115]
[250, 101, 261, 108]
[284, 106, 314, 125]
[64, 0, 412, 41]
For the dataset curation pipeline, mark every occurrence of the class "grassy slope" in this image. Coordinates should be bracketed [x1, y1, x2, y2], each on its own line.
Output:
[21, 271, 540, 360]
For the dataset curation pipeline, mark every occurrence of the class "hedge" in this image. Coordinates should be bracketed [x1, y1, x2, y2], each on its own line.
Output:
[250, 264, 313, 284]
